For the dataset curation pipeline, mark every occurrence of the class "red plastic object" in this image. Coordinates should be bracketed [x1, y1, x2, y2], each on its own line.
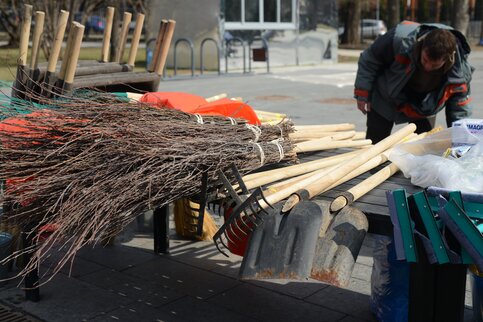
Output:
[139, 92, 260, 125]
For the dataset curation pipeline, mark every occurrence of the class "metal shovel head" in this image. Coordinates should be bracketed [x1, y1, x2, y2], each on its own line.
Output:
[310, 202, 368, 287]
[239, 200, 323, 280]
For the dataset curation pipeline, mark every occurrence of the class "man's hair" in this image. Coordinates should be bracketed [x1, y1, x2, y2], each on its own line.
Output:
[421, 29, 457, 61]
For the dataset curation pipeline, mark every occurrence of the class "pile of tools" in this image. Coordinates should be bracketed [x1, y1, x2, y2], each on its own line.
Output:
[12, 5, 175, 100]
[387, 187, 483, 270]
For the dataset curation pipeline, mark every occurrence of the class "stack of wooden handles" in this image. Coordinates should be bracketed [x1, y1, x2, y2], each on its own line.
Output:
[13, 5, 176, 98]
[238, 123, 422, 213]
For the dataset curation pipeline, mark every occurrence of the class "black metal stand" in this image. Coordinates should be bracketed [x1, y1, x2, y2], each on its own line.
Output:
[22, 228, 40, 302]
[153, 205, 170, 254]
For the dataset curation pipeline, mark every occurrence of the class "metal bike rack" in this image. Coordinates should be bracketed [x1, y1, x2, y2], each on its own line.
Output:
[225, 37, 246, 74]
[248, 37, 270, 73]
[200, 38, 221, 75]
[174, 38, 195, 77]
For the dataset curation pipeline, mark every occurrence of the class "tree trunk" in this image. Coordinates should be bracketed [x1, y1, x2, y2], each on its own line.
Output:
[387, 0, 400, 30]
[0, 1, 22, 48]
[435, 0, 442, 22]
[452, 0, 470, 36]
[341, 0, 361, 45]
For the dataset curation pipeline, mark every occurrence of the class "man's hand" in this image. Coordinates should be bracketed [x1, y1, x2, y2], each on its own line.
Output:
[357, 100, 371, 115]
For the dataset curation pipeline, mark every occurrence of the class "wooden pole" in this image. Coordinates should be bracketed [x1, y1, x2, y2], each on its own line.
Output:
[127, 13, 145, 66]
[101, 7, 115, 63]
[115, 12, 132, 63]
[62, 23, 85, 92]
[294, 139, 371, 153]
[18, 4, 33, 67]
[148, 19, 167, 72]
[155, 19, 176, 75]
[281, 124, 417, 212]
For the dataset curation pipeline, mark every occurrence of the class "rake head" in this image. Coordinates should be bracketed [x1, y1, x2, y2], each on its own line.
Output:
[213, 186, 272, 257]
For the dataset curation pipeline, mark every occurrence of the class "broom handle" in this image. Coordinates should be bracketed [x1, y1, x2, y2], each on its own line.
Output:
[243, 149, 365, 190]
[329, 132, 426, 212]
[127, 13, 145, 66]
[148, 19, 167, 72]
[205, 93, 228, 102]
[19, 4, 33, 66]
[294, 131, 355, 146]
[101, 7, 115, 63]
[58, 22, 76, 82]
[155, 19, 176, 75]
[47, 10, 69, 73]
[115, 12, 132, 63]
[63, 23, 85, 85]
[281, 124, 417, 212]
[243, 149, 364, 182]
[29, 11, 45, 70]
[294, 139, 371, 153]
[294, 123, 355, 132]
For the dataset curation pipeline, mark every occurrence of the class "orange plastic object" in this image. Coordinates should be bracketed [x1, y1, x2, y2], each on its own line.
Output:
[140, 92, 260, 125]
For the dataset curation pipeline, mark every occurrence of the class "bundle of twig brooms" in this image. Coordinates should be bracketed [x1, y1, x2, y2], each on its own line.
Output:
[0, 90, 296, 284]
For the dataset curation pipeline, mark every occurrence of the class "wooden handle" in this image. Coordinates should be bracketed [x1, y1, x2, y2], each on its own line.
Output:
[148, 20, 167, 72]
[47, 10, 69, 73]
[294, 123, 355, 132]
[29, 11, 45, 69]
[115, 12, 132, 63]
[205, 93, 228, 102]
[155, 19, 176, 75]
[127, 13, 145, 66]
[281, 124, 417, 212]
[242, 148, 363, 183]
[294, 139, 371, 154]
[58, 22, 76, 81]
[101, 7, 115, 62]
[64, 23, 85, 84]
[18, 4, 33, 66]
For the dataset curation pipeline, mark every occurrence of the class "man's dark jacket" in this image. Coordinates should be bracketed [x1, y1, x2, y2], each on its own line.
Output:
[354, 21, 474, 126]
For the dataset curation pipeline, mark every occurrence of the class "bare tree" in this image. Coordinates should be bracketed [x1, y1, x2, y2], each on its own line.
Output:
[452, 0, 470, 36]
[387, 0, 400, 30]
[340, 0, 361, 45]
[0, 1, 24, 47]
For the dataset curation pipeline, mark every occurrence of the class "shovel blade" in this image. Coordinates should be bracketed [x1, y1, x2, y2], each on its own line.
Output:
[239, 200, 323, 280]
[310, 204, 368, 287]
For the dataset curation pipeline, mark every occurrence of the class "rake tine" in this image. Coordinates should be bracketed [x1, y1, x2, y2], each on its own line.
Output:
[214, 237, 229, 257]
[230, 163, 249, 194]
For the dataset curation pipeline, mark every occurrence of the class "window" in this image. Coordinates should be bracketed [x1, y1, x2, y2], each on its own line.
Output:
[224, 0, 296, 30]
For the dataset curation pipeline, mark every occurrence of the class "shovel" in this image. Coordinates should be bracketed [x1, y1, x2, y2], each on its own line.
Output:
[238, 124, 417, 283]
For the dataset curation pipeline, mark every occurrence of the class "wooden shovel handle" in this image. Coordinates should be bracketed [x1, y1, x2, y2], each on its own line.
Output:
[115, 12, 132, 63]
[155, 19, 176, 75]
[29, 11, 45, 69]
[18, 4, 33, 66]
[58, 22, 76, 81]
[101, 7, 115, 62]
[127, 13, 145, 66]
[47, 10, 69, 73]
[302, 124, 416, 199]
[64, 23, 85, 84]
[148, 20, 167, 72]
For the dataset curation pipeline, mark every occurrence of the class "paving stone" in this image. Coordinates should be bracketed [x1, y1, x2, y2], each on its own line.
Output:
[88, 301, 176, 322]
[75, 243, 157, 272]
[162, 295, 259, 322]
[338, 315, 376, 322]
[166, 239, 243, 272]
[246, 278, 330, 299]
[208, 284, 344, 322]
[305, 284, 373, 321]
[123, 256, 240, 299]
[0, 273, 132, 322]
[78, 268, 185, 307]
[43, 252, 106, 278]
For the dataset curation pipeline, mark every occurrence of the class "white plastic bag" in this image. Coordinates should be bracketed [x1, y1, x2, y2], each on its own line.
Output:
[389, 127, 483, 193]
